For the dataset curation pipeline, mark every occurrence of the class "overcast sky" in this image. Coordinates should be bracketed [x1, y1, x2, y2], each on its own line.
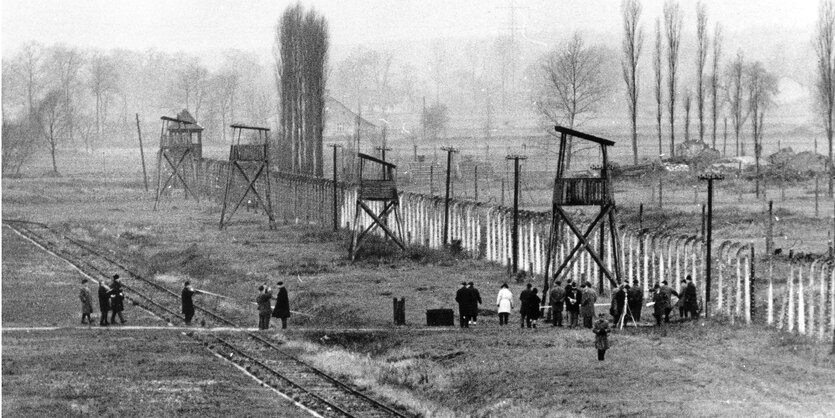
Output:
[1, 0, 820, 57]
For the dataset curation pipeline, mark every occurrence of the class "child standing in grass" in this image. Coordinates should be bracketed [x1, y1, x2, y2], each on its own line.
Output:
[593, 316, 610, 361]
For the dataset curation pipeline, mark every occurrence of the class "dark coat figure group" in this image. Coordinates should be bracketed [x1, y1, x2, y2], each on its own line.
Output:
[455, 282, 482, 327]
[257, 282, 291, 330]
[94, 274, 126, 326]
[651, 276, 697, 325]
[519, 283, 541, 328]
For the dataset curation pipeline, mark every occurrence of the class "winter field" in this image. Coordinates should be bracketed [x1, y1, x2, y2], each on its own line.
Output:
[2, 145, 835, 417]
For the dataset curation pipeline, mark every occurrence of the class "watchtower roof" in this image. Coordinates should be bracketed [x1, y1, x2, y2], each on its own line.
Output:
[167, 109, 203, 132]
[555, 126, 615, 147]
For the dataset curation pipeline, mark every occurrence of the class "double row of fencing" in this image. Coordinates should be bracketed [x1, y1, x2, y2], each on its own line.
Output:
[192, 158, 834, 342]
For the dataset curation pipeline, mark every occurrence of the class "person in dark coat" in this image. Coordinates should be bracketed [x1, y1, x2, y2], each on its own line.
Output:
[467, 282, 482, 325]
[79, 278, 93, 325]
[181, 281, 201, 325]
[683, 275, 699, 319]
[257, 285, 273, 330]
[455, 282, 470, 328]
[592, 316, 610, 361]
[549, 280, 565, 327]
[525, 288, 541, 328]
[652, 283, 665, 326]
[565, 281, 581, 328]
[519, 283, 533, 328]
[98, 279, 110, 326]
[659, 280, 679, 323]
[580, 282, 597, 329]
[108, 275, 126, 325]
[612, 284, 628, 325]
[627, 280, 644, 323]
[272, 281, 291, 329]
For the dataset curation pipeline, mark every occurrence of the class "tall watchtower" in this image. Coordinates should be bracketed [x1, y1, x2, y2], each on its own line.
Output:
[349, 153, 405, 260]
[153, 114, 202, 210]
[543, 126, 624, 292]
[219, 124, 276, 230]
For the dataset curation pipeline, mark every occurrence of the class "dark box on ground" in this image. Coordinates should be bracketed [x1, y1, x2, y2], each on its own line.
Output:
[426, 308, 454, 326]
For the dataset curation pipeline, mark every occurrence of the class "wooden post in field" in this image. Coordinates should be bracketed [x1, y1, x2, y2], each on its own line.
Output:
[136, 113, 149, 191]
[474, 165, 479, 201]
[749, 245, 755, 323]
[699, 173, 724, 317]
[766, 201, 774, 256]
[639, 203, 644, 232]
[658, 178, 663, 209]
[816, 176, 820, 217]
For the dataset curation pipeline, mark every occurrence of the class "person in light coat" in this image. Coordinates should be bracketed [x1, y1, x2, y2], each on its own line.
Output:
[495, 283, 513, 326]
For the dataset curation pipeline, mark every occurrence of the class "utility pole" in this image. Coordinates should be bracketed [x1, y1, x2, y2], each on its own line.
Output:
[506, 154, 527, 273]
[375, 145, 391, 179]
[699, 172, 724, 318]
[329, 144, 342, 231]
[441, 146, 458, 246]
[474, 165, 479, 201]
[135, 114, 149, 191]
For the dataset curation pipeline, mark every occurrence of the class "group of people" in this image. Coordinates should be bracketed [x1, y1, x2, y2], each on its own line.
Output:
[256, 281, 291, 330]
[78, 274, 126, 326]
[548, 279, 601, 328]
[455, 281, 482, 327]
[650, 276, 699, 325]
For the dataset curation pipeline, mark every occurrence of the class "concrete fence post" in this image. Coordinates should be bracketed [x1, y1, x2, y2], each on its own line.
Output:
[788, 264, 795, 332]
[798, 267, 806, 335]
[767, 259, 774, 325]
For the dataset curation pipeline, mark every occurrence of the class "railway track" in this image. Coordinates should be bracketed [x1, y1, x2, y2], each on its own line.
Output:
[3, 219, 415, 418]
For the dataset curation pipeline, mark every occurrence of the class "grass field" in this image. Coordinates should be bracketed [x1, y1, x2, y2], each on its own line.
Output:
[3, 149, 835, 417]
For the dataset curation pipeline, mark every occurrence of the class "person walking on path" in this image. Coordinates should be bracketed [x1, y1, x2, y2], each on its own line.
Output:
[525, 288, 541, 328]
[108, 275, 126, 325]
[272, 281, 291, 329]
[549, 280, 565, 327]
[181, 281, 201, 325]
[519, 283, 533, 328]
[565, 281, 581, 328]
[627, 280, 643, 323]
[257, 284, 273, 330]
[98, 279, 110, 326]
[455, 282, 470, 328]
[496, 283, 513, 326]
[683, 275, 699, 319]
[468, 282, 482, 325]
[592, 316, 610, 361]
[79, 278, 93, 325]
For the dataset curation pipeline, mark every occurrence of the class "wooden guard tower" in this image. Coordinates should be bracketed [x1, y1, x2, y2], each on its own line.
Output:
[543, 126, 624, 291]
[219, 124, 276, 230]
[153, 113, 202, 211]
[349, 153, 405, 260]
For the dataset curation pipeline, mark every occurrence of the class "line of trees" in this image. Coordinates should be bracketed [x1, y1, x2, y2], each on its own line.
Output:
[2, 43, 275, 176]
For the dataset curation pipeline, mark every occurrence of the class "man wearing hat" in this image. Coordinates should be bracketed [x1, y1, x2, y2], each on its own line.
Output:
[79, 278, 93, 325]
[98, 278, 110, 326]
[467, 281, 482, 325]
[627, 279, 644, 323]
[272, 281, 291, 329]
[455, 282, 470, 328]
[181, 281, 202, 325]
[108, 274, 126, 325]
[659, 280, 679, 323]
[256, 284, 273, 330]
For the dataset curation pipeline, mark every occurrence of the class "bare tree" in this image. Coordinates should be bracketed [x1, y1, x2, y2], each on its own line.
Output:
[664, 0, 682, 157]
[684, 89, 692, 142]
[533, 32, 610, 169]
[430, 40, 447, 105]
[711, 23, 723, 149]
[276, 4, 329, 176]
[50, 45, 84, 147]
[13, 42, 44, 123]
[815, 0, 835, 196]
[2, 118, 38, 177]
[695, 1, 708, 144]
[88, 52, 119, 151]
[726, 51, 749, 156]
[621, 0, 644, 165]
[654, 18, 664, 156]
[37, 89, 64, 174]
[174, 58, 209, 119]
[746, 61, 779, 196]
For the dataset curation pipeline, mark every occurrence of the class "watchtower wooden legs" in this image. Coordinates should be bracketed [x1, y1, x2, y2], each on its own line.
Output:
[219, 161, 276, 230]
[349, 200, 405, 260]
[153, 148, 199, 211]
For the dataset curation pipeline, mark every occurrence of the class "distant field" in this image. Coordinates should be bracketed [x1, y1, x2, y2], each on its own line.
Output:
[3, 149, 835, 416]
